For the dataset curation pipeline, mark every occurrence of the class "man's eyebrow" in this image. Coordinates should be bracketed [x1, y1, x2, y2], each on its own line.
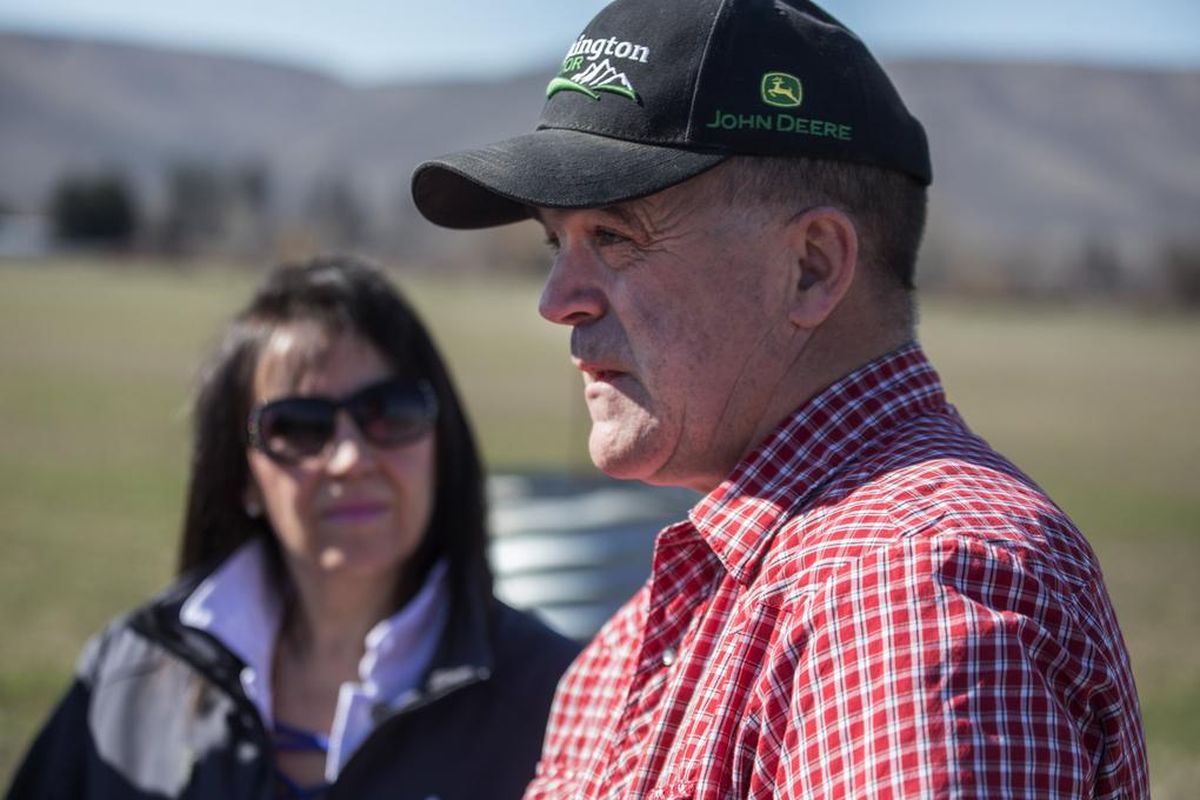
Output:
[595, 203, 641, 227]
[529, 202, 647, 230]
[591, 202, 657, 238]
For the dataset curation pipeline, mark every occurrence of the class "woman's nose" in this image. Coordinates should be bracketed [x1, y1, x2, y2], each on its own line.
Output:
[324, 412, 376, 475]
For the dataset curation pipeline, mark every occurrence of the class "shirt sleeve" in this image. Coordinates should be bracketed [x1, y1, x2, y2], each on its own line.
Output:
[756, 534, 1130, 799]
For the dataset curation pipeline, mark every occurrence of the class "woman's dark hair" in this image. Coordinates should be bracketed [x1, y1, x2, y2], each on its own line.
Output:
[178, 255, 491, 605]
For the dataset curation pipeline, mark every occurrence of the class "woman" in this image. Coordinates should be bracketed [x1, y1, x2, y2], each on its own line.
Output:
[9, 256, 578, 799]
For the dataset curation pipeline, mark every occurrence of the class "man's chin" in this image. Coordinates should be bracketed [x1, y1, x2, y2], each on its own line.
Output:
[587, 425, 664, 484]
[588, 425, 726, 493]
[589, 450, 651, 483]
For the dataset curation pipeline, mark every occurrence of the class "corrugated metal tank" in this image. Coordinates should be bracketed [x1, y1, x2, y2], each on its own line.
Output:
[487, 473, 698, 642]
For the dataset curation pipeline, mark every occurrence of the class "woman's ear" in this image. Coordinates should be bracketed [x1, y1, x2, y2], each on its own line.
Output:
[784, 206, 859, 330]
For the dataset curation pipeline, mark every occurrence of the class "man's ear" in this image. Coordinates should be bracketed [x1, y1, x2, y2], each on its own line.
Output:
[784, 206, 858, 330]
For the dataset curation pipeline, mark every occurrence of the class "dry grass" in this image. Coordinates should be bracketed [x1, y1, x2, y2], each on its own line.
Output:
[1, 261, 1196, 794]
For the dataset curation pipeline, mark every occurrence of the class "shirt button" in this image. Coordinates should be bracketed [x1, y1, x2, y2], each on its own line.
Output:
[661, 647, 677, 667]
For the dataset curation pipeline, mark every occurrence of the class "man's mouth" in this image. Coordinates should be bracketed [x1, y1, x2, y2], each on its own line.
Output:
[575, 360, 626, 382]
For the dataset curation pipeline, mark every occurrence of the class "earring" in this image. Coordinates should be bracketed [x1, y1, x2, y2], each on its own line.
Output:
[244, 498, 263, 519]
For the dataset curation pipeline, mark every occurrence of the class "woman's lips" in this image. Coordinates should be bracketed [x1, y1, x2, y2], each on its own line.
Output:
[322, 502, 388, 523]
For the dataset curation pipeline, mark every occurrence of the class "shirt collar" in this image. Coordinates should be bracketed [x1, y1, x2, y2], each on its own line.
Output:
[689, 342, 946, 585]
[357, 560, 449, 700]
[179, 537, 281, 692]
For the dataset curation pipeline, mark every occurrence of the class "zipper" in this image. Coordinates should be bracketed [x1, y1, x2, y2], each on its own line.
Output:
[129, 611, 277, 798]
[325, 666, 491, 797]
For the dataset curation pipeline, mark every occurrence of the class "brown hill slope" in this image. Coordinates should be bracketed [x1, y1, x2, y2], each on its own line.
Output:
[2, 31, 1197, 288]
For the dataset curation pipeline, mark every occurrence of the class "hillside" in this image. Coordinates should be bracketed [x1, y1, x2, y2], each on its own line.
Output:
[2, 31, 1197, 288]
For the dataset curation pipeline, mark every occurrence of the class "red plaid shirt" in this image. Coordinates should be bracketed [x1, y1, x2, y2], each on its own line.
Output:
[525, 344, 1147, 799]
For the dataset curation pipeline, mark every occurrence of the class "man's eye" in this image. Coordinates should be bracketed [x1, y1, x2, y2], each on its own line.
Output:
[593, 228, 630, 247]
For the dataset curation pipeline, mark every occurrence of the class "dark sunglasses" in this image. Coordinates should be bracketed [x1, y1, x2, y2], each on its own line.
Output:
[247, 378, 438, 465]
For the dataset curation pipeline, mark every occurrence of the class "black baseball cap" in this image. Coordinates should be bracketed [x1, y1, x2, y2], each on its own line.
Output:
[412, 0, 930, 230]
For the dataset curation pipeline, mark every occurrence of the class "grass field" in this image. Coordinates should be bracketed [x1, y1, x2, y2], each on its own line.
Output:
[1, 260, 1197, 794]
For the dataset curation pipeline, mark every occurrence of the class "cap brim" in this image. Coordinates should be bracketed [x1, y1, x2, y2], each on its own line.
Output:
[411, 128, 728, 230]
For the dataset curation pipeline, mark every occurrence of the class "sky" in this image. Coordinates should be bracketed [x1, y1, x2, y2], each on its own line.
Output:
[1, 0, 1197, 83]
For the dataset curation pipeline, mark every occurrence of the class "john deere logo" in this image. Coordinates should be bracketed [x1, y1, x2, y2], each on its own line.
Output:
[705, 69, 851, 141]
[547, 58, 639, 103]
[761, 72, 803, 108]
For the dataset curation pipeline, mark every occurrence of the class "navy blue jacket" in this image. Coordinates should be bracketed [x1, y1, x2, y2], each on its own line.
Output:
[8, 563, 578, 800]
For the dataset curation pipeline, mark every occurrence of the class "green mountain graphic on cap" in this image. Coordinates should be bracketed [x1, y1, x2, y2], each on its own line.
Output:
[547, 59, 639, 102]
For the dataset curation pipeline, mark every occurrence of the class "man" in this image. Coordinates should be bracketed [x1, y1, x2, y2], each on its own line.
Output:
[411, 0, 1148, 797]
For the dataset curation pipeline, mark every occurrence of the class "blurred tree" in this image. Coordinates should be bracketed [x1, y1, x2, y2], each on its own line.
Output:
[1163, 238, 1200, 308]
[1078, 235, 1124, 297]
[234, 161, 271, 216]
[306, 172, 368, 250]
[223, 160, 275, 258]
[49, 172, 138, 246]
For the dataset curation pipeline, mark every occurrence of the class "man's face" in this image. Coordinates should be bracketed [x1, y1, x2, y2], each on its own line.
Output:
[537, 167, 800, 492]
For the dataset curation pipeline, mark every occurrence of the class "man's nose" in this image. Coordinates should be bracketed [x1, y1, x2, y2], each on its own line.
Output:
[538, 243, 606, 327]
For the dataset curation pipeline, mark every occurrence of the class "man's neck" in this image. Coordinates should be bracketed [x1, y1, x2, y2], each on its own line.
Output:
[725, 302, 914, 488]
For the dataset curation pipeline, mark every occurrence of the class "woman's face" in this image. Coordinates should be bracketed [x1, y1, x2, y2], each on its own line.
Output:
[246, 325, 436, 587]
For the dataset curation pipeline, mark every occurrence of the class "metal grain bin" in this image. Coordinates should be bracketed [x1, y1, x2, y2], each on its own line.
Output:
[487, 473, 698, 642]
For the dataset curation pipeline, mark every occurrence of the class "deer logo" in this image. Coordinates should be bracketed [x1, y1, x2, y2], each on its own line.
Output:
[760, 72, 803, 108]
